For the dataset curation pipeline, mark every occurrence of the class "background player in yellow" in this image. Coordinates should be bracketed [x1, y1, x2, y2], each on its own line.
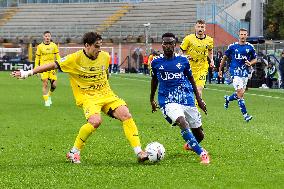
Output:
[35, 31, 61, 107]
[180, 20, 214, 98]
[11, 32, 149, 164]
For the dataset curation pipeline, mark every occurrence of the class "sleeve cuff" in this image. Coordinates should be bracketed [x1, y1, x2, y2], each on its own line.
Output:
[55, 61, 62, 72]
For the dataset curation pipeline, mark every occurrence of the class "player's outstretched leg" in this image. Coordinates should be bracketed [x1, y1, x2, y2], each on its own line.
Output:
[237, 98, 252, 122]
[224, 93, 238, 109]
[181, 128, 209, 164]
[224, 95, 229, 109]
[66, 123, 96, 163]
[184, 127, 204, 151]
[122, 118, 149, 163]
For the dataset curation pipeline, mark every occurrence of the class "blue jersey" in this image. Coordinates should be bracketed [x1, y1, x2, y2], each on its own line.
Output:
[151, 54, 195, 107]
[225, 42, 257, 77]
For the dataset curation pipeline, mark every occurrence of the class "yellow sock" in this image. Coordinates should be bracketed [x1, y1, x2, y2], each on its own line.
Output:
[43, 95, 49, 102]
[48, 90, 52, 97]
[74, 123, 96, 150]
[122, 118, 141, 148]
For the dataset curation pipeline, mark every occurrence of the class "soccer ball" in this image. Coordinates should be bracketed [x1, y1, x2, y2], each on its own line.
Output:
[145, 142, 166, 162]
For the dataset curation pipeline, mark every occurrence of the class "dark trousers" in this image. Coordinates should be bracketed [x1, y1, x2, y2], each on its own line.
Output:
[280, 70, 284, 88]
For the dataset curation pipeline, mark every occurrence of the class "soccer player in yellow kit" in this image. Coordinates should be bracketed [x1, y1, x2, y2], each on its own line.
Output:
[180, 20, 214, 98]
[35, 31, 61, 107]
[180, 20, 213, 151]
[11, 32, 149, 164]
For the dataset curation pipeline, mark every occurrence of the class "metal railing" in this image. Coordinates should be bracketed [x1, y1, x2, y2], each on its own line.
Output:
[197, 2, 249, 38]
[0, 0, 144, 7]
[0, 23, 194, 42]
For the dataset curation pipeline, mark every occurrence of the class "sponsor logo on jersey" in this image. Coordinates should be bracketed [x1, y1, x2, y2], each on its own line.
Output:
[159, 65, 164, 70]
[235, 53, 247, 60]
[160, 72, 183, 80]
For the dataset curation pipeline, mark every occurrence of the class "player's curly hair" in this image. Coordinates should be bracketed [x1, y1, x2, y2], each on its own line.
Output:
[83, 32, 102, 45]
[162, 33, 176, 39]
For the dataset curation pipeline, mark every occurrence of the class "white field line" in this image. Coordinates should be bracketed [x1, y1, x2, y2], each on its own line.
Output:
[113, 75, 284, 100]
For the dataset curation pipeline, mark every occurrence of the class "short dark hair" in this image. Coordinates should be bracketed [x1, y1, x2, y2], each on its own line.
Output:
[43, 31, 51, 35]
[83, 32, 102, 45]
[162, 33, 176, 39]
[239, 28, 248, 32]
[196, 19, 206, 25]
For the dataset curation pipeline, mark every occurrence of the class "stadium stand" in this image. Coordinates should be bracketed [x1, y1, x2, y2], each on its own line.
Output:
[0, 2, 131, 43]
[104, 0, 203, 42]
[0, 0, 206, 43]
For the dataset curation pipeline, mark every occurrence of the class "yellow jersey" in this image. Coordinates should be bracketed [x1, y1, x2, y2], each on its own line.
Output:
[35, 42, 60, 67]
[180, 34, 213, 71]
[57, 50, 113, 105]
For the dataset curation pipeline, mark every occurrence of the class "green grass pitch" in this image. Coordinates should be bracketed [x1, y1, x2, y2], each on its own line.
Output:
[0, 72, 283, 188]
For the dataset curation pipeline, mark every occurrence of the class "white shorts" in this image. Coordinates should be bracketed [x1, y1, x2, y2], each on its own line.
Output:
[232, 76, 248, 90]
[161, 103, 202, 128]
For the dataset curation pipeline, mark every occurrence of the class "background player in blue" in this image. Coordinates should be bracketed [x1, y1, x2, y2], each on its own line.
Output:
[218, 28, 257, 122]
[150, 33, 210, 164]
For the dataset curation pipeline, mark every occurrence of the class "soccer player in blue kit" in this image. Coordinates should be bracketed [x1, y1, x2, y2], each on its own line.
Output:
[150, 33, 210, 164]
[218, 28, 257, 122]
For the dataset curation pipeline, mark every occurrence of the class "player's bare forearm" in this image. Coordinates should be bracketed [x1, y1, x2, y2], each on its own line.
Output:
[208, 49, 214, 65]
[245, 58, 257, 66]
[150, 77, 159, 112]
[188, 75, 201, 100]
[150, 77, 158, 101]
[33, 62, 58, 74]
[188, 75, 207, 114]
[11, 62, 58, 79]
[219, 55, 227, 72]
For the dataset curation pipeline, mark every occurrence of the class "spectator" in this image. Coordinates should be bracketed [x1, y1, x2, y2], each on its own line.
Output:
[143, 54, 149, 75]
[215, 51, 224, 84]
[113, 52, 119, 74]
[279, 50, 284, 89]
[266, 62, 278, 88]
[109, 52, 112, 74]
[207, 57, 213, 84]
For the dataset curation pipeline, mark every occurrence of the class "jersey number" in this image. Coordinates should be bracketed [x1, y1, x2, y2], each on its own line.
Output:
[199, 75, 206, 81]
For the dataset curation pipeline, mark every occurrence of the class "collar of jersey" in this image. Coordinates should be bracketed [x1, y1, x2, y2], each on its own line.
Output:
[195, 34, 206, 40]
[83, 49, 98, 60]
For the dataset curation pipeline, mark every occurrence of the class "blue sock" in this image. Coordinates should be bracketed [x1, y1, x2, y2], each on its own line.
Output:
[238, 99, 247, 115]
[228, 92, 238, 101]
[181, 128, 203, 155]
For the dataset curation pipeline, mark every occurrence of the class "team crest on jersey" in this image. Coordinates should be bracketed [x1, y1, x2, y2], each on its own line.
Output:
[176, 63, 182, 69]
[60, 57, 67, 62]
[159, 65, 164, 70]
[246, 49, 250, 53]
[102, 66, 105, 71]
[79, 67, 86, 71]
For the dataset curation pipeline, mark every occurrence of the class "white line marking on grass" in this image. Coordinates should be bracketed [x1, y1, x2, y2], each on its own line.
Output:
[205, 87, 284, 100]
[113, 75, 284, 100]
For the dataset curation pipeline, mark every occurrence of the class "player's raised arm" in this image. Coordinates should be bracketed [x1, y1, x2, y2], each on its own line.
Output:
[11, 62, 58, 79]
